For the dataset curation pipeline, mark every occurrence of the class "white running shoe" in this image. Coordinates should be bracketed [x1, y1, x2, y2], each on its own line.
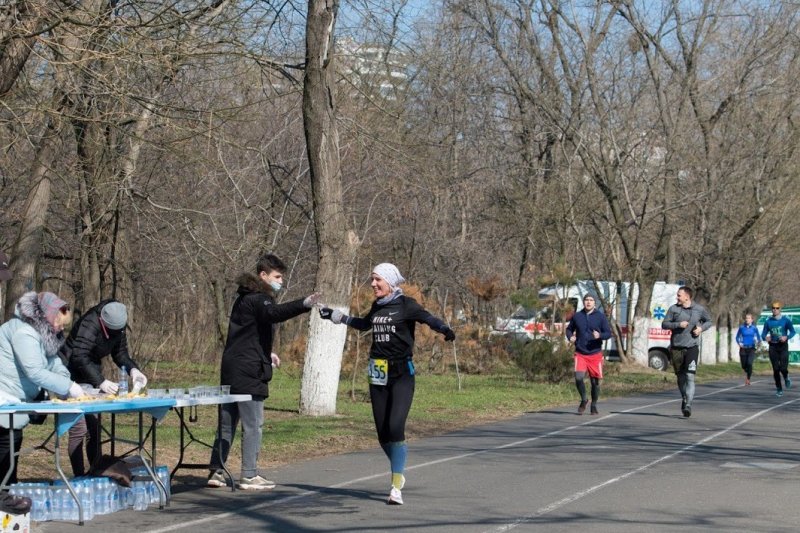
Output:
[207, 471, 226, 488]
[238, 475, 276, 490]
[388, 486, 403, 505]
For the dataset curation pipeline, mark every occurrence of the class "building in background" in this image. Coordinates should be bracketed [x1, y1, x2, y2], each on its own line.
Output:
[337, 37, 409, 100]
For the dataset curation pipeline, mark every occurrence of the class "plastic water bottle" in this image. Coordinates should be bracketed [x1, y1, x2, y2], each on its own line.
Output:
[68, 490, 79, 521]
[99, 479, 111, 515]
[32, 485, 50, 521]
[110, 482, 121, 512]
[132, 482, 148, 511]
[61, 488, 78, 522]
[90, 479, 101, 515]
[118, 365, 129, 396]
[157, 465, 171, 499]
[120, 486, 132, 509]
[145, 479, 158, 504]
[79, 482, 95, 521]
[8, 482, 24, 500]
[49, 487, 63, 521]
[92, 478, 106, 515]
[101, 478, 113, 515]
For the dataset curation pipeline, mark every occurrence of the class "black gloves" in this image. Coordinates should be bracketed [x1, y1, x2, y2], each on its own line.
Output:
[443, 328, 456, 342]
[319, 307, 345, 324]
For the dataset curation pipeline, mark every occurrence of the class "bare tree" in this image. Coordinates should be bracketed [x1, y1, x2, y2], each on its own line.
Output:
[300, 0, 361, 416]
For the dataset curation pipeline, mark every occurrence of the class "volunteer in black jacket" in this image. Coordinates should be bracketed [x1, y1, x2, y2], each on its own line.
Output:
[320, 263, 455, 505]
[207, 253, 320, 490]
[60, 300, 146, 476]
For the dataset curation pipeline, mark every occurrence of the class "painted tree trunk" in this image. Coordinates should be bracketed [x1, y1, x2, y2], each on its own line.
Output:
[700, 327, 717, 366]
[299, 0, 361, 416]
[718, 325, 730, 363]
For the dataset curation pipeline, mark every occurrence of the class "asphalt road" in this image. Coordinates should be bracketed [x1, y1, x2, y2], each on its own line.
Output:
[40, 377, 800, 532]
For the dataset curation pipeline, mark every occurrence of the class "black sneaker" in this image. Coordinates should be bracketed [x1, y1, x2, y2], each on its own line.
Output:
[682, 404, 692, 418]
[590, 404, 599, 415]
[577, 400, 588, 415]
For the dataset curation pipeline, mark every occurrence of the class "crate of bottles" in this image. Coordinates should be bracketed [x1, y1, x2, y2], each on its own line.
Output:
[8, 465, 170, 522]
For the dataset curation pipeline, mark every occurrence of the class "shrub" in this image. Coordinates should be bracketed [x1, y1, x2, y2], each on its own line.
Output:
[509, 336, 574, 383]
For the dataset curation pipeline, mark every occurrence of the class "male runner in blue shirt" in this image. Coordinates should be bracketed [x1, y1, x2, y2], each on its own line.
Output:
[761, 301, 796, 397]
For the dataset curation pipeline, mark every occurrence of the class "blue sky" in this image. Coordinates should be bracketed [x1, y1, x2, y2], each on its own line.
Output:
[338, 0, 438, 46]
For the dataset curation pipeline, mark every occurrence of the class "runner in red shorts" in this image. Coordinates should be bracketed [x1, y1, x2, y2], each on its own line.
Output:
[566, 295, 612, 415]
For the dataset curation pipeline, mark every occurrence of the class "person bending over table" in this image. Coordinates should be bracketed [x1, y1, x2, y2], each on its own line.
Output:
[0, 291, 84, 485]
[59, 300, 147, 476]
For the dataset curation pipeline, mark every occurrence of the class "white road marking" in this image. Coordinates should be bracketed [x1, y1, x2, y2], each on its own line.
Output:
[141, 383, 765, 532]
[485, 396, 800, 532]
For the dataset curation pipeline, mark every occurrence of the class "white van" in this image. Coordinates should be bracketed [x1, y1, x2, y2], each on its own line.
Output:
[491, 280, 681, 370]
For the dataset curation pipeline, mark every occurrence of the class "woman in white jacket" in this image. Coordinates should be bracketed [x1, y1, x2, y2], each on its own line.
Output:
[0, 291, 84, 484]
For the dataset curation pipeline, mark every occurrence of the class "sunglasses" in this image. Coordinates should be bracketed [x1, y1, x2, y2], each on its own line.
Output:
[772, 307, 781, 310]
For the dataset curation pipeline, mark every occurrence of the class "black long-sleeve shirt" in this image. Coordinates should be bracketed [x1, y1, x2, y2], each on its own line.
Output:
[345, 295, 449, 362]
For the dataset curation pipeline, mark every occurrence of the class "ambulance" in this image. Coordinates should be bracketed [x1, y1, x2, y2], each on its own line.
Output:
[492, 280, 681, 370]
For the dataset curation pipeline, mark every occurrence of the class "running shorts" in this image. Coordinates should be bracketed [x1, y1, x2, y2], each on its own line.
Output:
[670, 345, 699, 375]
[574, 352, 604, 379]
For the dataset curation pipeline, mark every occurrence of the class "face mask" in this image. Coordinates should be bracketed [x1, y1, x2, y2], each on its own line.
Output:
[269, 281, 282, 292]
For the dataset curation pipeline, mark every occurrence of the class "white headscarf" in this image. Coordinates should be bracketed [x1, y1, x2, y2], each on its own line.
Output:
[372, 263, 405, 290]
[372, 263, 405, 305]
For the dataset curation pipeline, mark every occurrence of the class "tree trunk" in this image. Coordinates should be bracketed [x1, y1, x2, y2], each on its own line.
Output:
[630, 317, 651, 367]
[700, 326, 717, 366]
[0, 0, 40, 97]
[729, 311, 740, 363]
[717, 322, 730, 363]
[212, 279, 228, 348]
[299, 0, 361, 416]
[4, 125, 60, 317]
